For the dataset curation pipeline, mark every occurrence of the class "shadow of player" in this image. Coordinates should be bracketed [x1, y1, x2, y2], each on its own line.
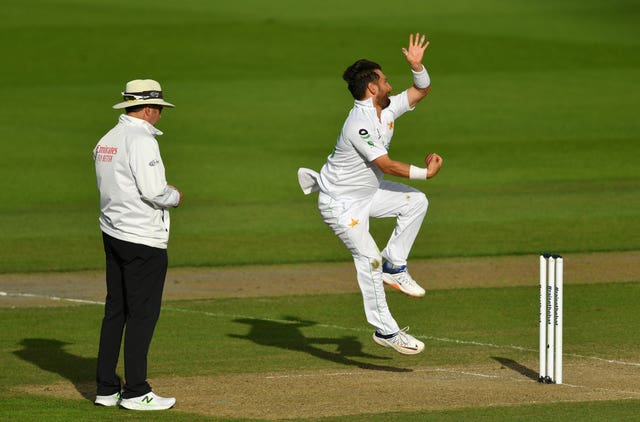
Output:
[230, 316, 412, 373]
[14, 338, 95, 401]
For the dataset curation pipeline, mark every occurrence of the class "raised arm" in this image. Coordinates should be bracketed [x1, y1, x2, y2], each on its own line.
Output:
[402, 32, 431, 107]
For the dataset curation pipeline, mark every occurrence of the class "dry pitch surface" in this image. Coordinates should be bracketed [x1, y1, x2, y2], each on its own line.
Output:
[2, 251, 640, 419]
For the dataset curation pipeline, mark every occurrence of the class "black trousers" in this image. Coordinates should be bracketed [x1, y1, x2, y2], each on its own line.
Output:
[96, 232, 168, 398]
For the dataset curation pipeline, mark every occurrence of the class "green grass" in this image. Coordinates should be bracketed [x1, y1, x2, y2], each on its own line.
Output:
[1, 0, 639, 418]
[0, 0, 638, 272]
[314, 400, 640, 421]
[3, 396, 640, 422]
[1, 396, 224, 422]
[1, 281, 639, 420]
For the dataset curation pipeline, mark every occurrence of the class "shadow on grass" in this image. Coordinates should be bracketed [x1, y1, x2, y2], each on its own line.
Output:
[230, 316, 412, 373]
[492, 356, 539, 381]
[14, 338, 95, 401]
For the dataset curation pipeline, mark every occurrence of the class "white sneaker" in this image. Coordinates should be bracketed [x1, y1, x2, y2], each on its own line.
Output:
[382, 267, 426, 298]
[94, 392, 121, 407]
[372, 327, 425, 355]
[119, 392, 176, 411]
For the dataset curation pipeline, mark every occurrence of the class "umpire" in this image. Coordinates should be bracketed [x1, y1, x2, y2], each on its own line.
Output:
[93, 79, 182, 411]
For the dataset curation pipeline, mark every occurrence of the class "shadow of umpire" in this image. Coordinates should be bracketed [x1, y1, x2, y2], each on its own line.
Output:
[14, 338, 95, 400]
[230, 316, 412, 373]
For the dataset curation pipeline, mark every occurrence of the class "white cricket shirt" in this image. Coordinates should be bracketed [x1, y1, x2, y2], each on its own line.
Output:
[94, 114, 180, 249]
[318, 90, 413, 200]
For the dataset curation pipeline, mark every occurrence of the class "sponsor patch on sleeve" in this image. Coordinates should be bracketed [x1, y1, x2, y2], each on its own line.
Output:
[358, 129, 370, 139]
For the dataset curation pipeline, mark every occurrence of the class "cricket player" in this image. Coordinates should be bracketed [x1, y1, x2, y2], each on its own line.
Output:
[298, 33, 443, 355]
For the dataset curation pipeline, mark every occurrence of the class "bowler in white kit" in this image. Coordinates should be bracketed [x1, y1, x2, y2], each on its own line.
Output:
[298, 33, 443, 355]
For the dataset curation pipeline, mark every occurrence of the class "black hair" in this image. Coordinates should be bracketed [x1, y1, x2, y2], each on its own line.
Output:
[125, 104, 146, 114]
[125, 104, 163, 114]
[342, 59, 382, 100]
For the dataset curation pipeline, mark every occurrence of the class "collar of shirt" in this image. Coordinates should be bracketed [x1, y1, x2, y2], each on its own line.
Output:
[354, 97, 375, 109]
[354, 97, 386, 126]
[118, 114, 163, 136]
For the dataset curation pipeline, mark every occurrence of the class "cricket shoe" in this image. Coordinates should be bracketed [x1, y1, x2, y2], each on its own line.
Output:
[119, 392, 176, 411]
[94, 391, 121, 407]
[372, 327, 424, 355]
[382, 262, 425, 298]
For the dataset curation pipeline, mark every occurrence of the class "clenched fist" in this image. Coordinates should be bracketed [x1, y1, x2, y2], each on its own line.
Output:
[425, 153, 443, 178]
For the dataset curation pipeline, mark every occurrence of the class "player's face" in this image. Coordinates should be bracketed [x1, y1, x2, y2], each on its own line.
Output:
[373, 70, 392, 109]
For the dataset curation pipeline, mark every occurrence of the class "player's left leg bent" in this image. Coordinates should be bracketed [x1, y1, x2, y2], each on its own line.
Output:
[370, 180, 428, 266]
[370, 181, 428, 297]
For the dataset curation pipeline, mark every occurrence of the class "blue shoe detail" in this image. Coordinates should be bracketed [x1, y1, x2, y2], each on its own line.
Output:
[382, 261, 407, 274]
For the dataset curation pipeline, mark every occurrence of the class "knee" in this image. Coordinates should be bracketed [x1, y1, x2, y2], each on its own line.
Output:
[411, 191, 428, 214]
[370, 255, 383, 271]
[418, 191, 428, 207]
[104, 296, 124, 318]
[354, 251, 383, 271]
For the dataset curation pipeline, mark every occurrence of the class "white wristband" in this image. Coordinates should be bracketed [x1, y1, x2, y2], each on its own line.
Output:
[411, 66, 430, 89]
[409, 165, 428, 180]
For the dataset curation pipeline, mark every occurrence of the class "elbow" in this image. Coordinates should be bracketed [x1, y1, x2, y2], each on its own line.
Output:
[416, 84, 431, 99]
[140, 187, 163, 202]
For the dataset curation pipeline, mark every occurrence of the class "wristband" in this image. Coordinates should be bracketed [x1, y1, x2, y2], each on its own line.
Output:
[409, 165, 428, 180]
[411, 66, 430, 89]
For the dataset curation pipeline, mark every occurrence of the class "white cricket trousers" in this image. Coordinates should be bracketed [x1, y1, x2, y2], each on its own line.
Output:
[318, 180, 428, 335]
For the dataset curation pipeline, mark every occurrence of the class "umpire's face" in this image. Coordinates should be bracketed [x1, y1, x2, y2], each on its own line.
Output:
[146, 105, 163, 126]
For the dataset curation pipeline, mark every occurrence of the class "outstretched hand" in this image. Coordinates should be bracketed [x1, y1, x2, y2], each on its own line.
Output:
[402, 32, 429, 71]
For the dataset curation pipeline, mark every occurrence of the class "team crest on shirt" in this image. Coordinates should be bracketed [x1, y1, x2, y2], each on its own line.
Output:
[358, 129, 370, 140]
[388, 121, 394, 130]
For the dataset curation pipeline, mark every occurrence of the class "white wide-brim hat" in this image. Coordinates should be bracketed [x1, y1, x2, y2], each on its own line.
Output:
[112, 79, 175, 109]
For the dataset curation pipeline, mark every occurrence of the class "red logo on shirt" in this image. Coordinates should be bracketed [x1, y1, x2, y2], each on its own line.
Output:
[95, 145, 118, 163]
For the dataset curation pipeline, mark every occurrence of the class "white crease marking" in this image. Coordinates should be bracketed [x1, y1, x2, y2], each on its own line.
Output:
[3, 291, 640, 369]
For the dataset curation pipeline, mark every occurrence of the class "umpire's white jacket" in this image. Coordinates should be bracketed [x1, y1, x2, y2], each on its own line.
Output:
[94, 114, 180, 249]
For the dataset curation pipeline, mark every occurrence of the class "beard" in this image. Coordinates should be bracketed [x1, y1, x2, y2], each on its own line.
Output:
[376, 94, 391, 109]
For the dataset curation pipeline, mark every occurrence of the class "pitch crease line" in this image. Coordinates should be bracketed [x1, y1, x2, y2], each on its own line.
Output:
[0, 291, 104, 305]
